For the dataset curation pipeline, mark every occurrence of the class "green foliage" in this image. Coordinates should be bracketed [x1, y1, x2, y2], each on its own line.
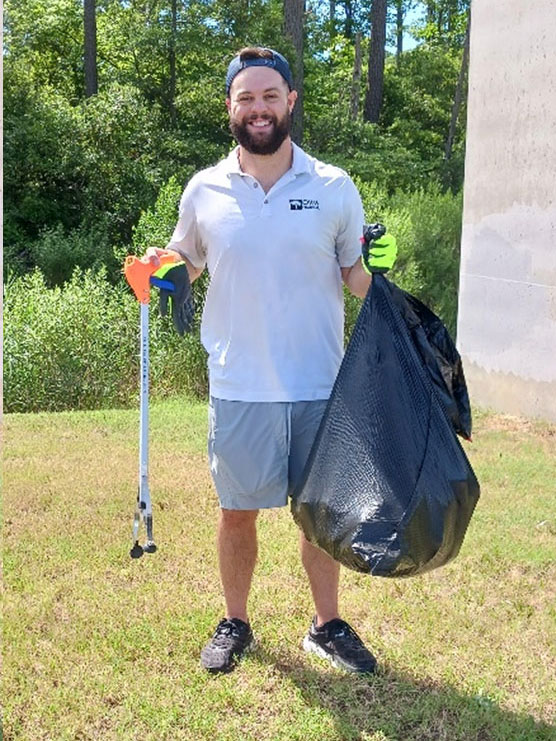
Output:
[361, 181, 463, 336]
[3, 0, 471, 411]
[3, 76, 84, 256]
[30, 223, 116, 287]
[344, 181, 463, 341]
[4, 268, 208, 413]
[131, 176, 190, 255]
[381, 44, 466, 188]
[5, 183, 462, 413]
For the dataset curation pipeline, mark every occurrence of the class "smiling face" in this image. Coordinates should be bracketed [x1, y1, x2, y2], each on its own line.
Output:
[226, 66, 297, 155]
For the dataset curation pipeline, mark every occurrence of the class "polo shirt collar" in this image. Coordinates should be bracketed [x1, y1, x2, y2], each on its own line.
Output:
[224, 141, 311, 178]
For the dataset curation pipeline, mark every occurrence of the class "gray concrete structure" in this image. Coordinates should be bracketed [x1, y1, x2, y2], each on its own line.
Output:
[457, 0, 556, 422]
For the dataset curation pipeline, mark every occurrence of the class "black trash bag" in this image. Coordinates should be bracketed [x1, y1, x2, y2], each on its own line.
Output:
[389, 285, 472, 440]
[291, 274, 480, 577]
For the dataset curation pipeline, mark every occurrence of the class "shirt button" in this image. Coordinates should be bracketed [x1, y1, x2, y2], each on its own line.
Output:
[253, 182, 258, 188]
[264, 199, 268, 204]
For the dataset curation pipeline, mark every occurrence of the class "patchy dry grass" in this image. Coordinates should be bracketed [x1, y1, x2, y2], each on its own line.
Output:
[3, 401, 556, 740]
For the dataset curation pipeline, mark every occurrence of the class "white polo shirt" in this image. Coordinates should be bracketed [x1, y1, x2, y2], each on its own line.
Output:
[167, 143, 364, 402]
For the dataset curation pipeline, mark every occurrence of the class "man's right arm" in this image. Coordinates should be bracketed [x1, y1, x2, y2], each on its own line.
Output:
[145, 177, 206, 282]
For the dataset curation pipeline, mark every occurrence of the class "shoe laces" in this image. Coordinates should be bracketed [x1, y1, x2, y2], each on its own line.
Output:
[212, 618, 246, 646]
[321, 619, 368, 658]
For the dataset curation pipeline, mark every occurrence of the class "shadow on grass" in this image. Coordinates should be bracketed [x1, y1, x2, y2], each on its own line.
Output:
[251, 645, 553, 741]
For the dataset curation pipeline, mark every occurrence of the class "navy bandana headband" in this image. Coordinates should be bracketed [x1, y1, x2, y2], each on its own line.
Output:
[226, 49, 293, 96]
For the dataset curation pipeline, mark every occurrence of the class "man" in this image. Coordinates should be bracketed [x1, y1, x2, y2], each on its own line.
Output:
[147, 47, 397, 674]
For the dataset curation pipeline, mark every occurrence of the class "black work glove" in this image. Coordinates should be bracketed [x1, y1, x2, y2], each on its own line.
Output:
[153, 262, 195, 335]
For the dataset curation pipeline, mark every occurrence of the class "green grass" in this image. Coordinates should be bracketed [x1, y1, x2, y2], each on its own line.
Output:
[3, 401, 556, 740]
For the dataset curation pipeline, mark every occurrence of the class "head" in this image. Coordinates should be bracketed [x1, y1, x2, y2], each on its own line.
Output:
[226, 47, 298, 155]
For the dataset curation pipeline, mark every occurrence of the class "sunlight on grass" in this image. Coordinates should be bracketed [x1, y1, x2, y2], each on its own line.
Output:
[3, 401, 556, 740]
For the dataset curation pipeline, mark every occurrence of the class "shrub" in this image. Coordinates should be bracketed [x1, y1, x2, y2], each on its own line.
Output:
[4, 268, 208, 413]
[355, 182, 463, 337]
[30, 222, 117, 287]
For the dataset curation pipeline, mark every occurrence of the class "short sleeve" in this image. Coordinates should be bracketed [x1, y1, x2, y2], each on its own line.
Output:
[335, 176, 365, 268]
[165, 179, 207, 269]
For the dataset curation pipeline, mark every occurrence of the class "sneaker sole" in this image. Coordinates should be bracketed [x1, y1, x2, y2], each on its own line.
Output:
[303, 635, 376, 674]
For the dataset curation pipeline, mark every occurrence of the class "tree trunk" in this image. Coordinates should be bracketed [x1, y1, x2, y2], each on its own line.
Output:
[396, 0, 403, 63]
[84, 0, 98, 97]
[283, 0, 304, 144]
[344, 0, 354, 38]
[363, 0, 387, 124]
[350, 32, 362, 120]
[444, 14, 470, 162]
[169, 0, 177, 124]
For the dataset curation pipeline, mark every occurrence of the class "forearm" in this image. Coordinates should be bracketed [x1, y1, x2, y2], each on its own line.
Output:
[341, 259, 372, 299]
[171, 251, 204, 284]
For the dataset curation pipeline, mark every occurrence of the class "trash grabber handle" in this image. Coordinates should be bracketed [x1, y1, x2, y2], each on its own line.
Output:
[124, 251, 180, 304]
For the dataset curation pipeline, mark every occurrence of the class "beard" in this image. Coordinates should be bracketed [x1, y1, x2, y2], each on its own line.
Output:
[229, 110, 291, 155]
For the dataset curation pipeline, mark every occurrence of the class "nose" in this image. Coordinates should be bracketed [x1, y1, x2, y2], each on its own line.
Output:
[250, 96, 270, 115]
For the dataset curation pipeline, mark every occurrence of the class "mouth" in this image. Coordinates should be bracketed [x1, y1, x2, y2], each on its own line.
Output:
[247, 118, 273, 131]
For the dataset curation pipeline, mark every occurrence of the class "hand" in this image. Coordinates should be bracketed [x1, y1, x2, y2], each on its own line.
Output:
[361, 223, 398, 274]
[152, 262, 195, 335]
[145, 246, 167, 268]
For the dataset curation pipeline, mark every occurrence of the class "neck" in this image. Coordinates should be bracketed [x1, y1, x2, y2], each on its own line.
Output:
[238, 138, 294, 192]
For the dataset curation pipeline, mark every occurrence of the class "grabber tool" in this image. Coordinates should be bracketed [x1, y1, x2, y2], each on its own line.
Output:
[124, 251, 179, 559]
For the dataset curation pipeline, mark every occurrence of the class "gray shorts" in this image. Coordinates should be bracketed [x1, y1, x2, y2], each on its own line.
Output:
[208, 397, 328, 510]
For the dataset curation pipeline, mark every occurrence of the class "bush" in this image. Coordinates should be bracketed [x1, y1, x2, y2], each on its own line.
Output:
[130, 175, 187, 255]
[4, 181, 462, 414]
[4, 268, 208, 413]
[30, 222, 117, 287]
[343, 181, 463, 340]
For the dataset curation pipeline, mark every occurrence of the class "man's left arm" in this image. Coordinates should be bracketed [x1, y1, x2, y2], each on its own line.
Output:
[341, 261, 372, 299]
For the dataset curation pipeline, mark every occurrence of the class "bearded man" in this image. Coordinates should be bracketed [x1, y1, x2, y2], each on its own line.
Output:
[147, 47, 397, 674]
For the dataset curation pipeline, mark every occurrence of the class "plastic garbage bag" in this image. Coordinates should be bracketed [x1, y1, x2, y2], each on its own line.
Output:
[291, 274, 480, 577]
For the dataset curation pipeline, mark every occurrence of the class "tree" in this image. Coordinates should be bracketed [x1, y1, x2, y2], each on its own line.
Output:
[350, 31, 362, 120]
[395, 0, 404, 60]
[84, 0, 98, 97]
[283, 0, 305, 143]
[168, 0, 178, 123]
[364, 0, 387, 123]
[443, 10, 470, 188]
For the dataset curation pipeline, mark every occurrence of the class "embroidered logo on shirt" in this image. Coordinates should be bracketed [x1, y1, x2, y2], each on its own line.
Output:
[289, 199, 320, 210]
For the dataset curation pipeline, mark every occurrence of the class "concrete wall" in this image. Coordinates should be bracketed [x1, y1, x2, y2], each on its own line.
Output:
[457, 0, 556, 422]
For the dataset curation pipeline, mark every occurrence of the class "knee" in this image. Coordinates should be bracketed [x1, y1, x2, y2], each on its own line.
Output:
[220, 508, 258, 530]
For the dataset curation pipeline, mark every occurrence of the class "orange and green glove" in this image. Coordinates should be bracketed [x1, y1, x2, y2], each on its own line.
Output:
[151, 262, 195, 335]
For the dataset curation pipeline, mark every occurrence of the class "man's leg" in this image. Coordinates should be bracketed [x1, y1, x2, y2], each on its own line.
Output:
[300, 531, 340, 626]
[218, 508, 258, 622]
[201, 508, 258, 672]
[300, 530, 377, 674]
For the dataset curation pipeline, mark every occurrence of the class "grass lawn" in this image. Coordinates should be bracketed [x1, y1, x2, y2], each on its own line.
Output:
[3, 400, 556, 740]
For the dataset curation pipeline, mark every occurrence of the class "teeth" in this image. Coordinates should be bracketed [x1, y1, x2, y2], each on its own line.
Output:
[251, 120, 271, 127]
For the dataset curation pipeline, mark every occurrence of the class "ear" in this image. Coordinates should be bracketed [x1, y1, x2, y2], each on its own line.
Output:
[225, 97, 231, 114]
[287, 89, 298, 114]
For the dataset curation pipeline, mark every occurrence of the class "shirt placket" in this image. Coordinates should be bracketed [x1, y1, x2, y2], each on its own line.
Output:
[260, 172, 298, 219]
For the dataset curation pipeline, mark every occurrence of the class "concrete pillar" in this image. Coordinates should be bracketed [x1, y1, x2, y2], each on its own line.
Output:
[457, 0, 556, 422]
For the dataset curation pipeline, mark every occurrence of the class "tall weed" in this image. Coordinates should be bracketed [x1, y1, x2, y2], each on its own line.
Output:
[4, 183, 463, 413]
[4, 268, 207, 413]
[355, 181, 463, 337]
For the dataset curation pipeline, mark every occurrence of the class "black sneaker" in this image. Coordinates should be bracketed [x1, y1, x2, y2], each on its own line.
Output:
[303, 617, 377, 674]
[200, 618, 254, 673]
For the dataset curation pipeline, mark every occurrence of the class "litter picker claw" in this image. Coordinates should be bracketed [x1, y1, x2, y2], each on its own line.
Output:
[124, 251, 179, 559]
